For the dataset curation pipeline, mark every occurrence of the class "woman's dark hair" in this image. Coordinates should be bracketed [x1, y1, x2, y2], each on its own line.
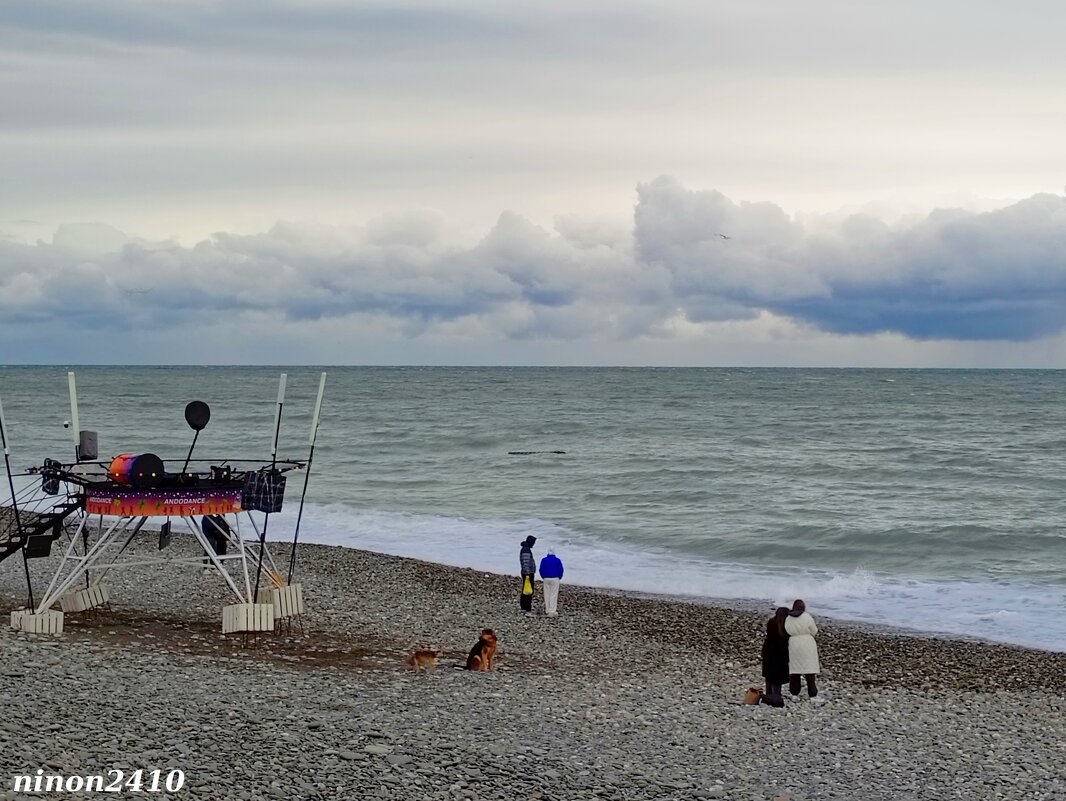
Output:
[774, 606, 790, 636]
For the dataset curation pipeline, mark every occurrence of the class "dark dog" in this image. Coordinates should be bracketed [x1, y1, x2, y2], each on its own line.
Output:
[465, 628, 497, 671]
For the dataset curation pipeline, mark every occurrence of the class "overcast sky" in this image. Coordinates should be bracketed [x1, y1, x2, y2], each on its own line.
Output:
[2, 0, 1065, 366]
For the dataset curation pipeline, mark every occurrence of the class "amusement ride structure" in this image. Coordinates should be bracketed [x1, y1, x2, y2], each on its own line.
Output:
[0, 371, 326, 636]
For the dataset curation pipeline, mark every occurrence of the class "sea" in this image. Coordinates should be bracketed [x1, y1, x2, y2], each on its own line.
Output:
[1, 366, 1064, 652]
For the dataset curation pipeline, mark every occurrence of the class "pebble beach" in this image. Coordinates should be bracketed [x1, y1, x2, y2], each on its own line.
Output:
[2, 535, 1065, 801]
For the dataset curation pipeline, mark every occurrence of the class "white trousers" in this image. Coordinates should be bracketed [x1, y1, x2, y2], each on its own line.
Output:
[542, 578, 560, 616]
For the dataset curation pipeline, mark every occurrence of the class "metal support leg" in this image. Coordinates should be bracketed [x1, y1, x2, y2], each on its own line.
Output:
[180, 516, 246, 603]
[36, 516, 127, 612]
[37, 514, 90, 611]
[92, 517, 148, 583]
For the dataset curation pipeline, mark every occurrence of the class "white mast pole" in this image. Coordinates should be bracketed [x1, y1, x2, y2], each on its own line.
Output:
[67, 372, 81, 460]
[0, 394, 10, 458]
[309, 372, 326, 446]
[270, 373, 287, 466]
[253, 372, 287, 603]
[287, 372, 327, 583]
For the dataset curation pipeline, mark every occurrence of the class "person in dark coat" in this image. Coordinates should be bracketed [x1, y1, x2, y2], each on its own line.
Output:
[761, 606, 790, 706]
[201, 514, 230, 564]
[518, 535, 537, 612]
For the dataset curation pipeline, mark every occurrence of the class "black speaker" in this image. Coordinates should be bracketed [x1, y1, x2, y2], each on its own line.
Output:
[210, 465, 233, 482]
[24, 535, 54, 559]
[158, 520, 172, 551]
[241, 470, 286, 513]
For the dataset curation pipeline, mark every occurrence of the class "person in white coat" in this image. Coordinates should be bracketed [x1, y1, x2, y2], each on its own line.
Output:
[783, 599, 819, 698]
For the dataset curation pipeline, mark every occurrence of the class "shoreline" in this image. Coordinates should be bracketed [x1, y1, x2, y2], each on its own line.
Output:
[4, 535, 1064, 692]
[521, 579, 1064, 657]
[283, 537, 1066, 665]
[150, 518, 1066, 656]
[13, 507, 1064, 655]
[261, 504, 1066, 656]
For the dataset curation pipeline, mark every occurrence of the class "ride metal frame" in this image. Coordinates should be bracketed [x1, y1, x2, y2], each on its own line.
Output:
[31, 472, 300, 615]
[1, 371, 327, 627]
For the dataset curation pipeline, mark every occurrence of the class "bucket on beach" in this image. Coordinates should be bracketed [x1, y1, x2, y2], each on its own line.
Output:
[107, 452, 165, 489]
[742, 687, 764, 705]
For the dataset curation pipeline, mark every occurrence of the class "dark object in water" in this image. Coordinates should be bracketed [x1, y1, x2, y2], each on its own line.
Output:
[508, 450, 566, 455]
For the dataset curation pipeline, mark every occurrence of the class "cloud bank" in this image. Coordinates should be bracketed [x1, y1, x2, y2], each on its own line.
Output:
[2, 177, 1066, 363]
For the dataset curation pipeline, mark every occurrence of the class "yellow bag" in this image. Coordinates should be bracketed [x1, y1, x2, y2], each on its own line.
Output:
[522, 576, 533, 595]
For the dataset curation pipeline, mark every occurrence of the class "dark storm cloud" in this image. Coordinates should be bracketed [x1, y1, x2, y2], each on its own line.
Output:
[3, 179, 1065, 346]
[635, 178, 1066, 341]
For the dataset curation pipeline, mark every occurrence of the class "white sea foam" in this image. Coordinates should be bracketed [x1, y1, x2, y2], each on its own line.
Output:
[266, 502, 1066, 653]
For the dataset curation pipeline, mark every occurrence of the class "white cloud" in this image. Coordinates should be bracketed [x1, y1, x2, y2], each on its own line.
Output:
[2, 178, 1066, 366]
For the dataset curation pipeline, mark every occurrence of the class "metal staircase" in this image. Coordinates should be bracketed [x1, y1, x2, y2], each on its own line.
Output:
[0, 498, 84, 565]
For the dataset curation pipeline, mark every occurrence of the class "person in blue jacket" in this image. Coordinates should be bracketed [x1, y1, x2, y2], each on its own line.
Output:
[539, 551, 564, 616]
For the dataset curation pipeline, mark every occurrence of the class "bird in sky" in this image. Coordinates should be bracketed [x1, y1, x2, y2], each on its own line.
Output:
[715, 232, 731, 239]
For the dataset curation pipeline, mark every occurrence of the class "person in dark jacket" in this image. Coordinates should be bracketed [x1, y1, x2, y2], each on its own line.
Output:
[518, 536, 537, 612]
[761, 606, 790, 706]
[200, 514, 230, 565]
[538, 552, 564, 616]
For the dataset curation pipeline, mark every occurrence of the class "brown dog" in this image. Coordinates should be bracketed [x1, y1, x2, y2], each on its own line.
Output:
[465, 629, 497, 671]
[406, 649, 444, 673]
